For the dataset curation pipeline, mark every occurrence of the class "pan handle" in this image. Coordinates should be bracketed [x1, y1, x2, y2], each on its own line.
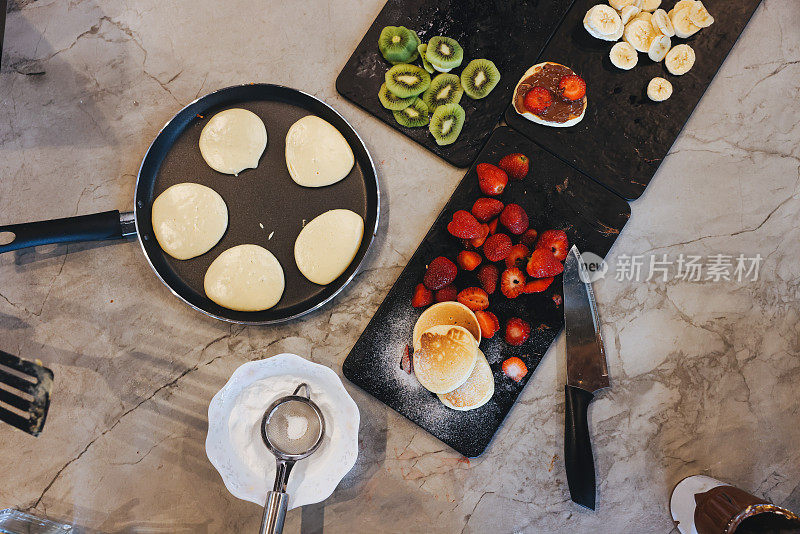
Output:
[0, 210, 135, 254]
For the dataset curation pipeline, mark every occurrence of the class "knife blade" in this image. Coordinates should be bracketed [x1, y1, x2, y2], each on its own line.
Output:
[563, 245, 610, 510]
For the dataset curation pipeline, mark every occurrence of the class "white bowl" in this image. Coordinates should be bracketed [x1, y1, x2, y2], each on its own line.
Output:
[206, 353, 359, 509]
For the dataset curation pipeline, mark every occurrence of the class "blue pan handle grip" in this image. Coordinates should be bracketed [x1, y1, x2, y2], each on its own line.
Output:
[0, 210, 131, 254]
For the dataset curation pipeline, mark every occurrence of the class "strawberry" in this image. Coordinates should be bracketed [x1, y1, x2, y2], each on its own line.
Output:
[552, 294, 563, 306]
[457, 287, 489, 311]
[483, 233, 512, 262]
[524, 276, 554, 293]
[502, 356, 528, 382]
[447, 210, 482, 239]
[412, 283, 433, 308]
[476, 264, 499, 294]
[500, 267, 526, 299]
[471, 198, 504, 222]
[536, 229, 569, 261]
[457, 250, 482, 271]
[499, 204, 529, 235]
[400, 344, 413, 373]
[487, 218, 499, 235]
[520, 228, 539, 248]
[475, 311, 500, 339]
[558, 74, 586, 101]
[505, 318, 531, 346]
[526, 248, 564, 278]
[523, 86, 552, 113]
[423, 256, 457, 290]
[505, 244, 530, 269]
[476, 163, 508, 196]
[470, 223, 490, 248]
[498, 153, 529, 180]
[435, 284, 458, 303]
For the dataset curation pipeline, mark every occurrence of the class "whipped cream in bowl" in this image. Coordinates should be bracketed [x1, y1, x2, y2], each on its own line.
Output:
[206, 353, 359, 509]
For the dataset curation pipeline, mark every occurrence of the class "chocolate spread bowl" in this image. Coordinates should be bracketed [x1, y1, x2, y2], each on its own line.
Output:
[512, 62, 587, 127]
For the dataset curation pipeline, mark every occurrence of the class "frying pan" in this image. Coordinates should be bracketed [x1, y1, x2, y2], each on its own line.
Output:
[0, 84, 380, 324]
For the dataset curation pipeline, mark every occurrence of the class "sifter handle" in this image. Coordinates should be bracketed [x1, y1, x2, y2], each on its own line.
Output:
[259, 491, 288, 534]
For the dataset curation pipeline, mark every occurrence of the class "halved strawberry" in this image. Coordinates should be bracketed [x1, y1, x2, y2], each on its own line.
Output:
[400, 344, 413, 373]
[471, 198, 504, 222]
[524, 276, 554, 293]
[412, 283, 433, 308]
[505, 244, 530, 269]
[457, 250, 482, 271]
[520, 228, 539, 248]
[498, 153, 529, 180]
[470, 223, 490, 248]
[523, 86, 552, 113]
[500, 267, 525, 299]
[487, 218, 499, 235]
[483, 233, 512, 262]
[457, 287, 489, 311]
[502, 356, 528, 382]
[423, 256, 457, 290]
[535, 229, 569, 261]
[552, 294, 563, 306]
[499, 204, 529, 235]
[477, 163, 508, 196]
[505, 318, 531, 346]
[435, 284, 458, 303]
[447, 210, 482, 239]
[558, 74, 586, 101]
[475, 310, 500, 339]
[476, 264, 499, 294]
[526, 248, 564, 278]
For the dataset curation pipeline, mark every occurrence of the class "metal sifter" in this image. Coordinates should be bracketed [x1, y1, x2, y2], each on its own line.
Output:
[258, 383, 325, 534]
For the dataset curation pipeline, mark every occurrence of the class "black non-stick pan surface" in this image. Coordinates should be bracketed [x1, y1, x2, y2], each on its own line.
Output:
[0, 84, 380, 324]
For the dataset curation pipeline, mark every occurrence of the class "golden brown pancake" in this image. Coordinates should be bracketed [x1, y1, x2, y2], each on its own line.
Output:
[412, 302, 481, 351]
[438, 349, 494, 411]
[413, 324, 478, 394]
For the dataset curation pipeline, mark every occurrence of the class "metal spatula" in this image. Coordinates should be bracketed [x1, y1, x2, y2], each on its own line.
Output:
[0, 350, 53, 436]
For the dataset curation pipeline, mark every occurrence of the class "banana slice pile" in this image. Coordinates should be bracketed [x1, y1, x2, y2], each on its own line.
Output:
[584, 0, 715, 101]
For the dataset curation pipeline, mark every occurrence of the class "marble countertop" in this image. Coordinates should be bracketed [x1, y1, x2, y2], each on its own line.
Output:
[1, 0, 798, 532]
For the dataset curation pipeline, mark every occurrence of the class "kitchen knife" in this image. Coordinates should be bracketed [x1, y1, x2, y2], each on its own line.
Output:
[563, 245, 610, 510]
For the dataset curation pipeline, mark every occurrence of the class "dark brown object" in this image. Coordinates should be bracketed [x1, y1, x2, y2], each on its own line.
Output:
[695, 485, 800, 534]
[513, 63, 585, 123]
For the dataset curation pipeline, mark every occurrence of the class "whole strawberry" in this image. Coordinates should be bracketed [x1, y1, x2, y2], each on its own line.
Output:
[476, 163, 508, 196]
[498, 153, 529, 180]
[423, 256, 457, 290]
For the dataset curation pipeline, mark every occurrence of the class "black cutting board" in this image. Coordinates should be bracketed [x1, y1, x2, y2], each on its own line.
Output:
[342, 127, 630, 457]
[336, 0, 575, 168]
[505, 0, 762, 200]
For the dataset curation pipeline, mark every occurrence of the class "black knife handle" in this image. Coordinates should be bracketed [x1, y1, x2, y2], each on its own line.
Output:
[0, 211, 123, 254]
[565, 384, 596, 510]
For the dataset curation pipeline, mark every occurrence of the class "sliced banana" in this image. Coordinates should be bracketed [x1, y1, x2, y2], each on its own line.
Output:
[609, 0, 638, 11]
[665, 43, 695, 75]
[674, 0, 696, 11]
[689, 1, 714, 28]
[671, 8, 701, 38]
[624, 18, 656, 53]
[610, 41, 638, 70]
[648, 34, 671, 62]
[653, 8, 675, 37]
[620, 5, 641, 25]
[647, 77, 673, 101]
[586, 5, 623, 35]
[607, 22, 625, 41]
[634, 11, 653, 23]
[641, 0, 661, 12]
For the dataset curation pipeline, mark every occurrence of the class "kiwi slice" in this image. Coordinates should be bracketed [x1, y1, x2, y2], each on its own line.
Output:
[422, 73, 463, 112]
[385, 64, 431, 98]
[378, 26, 419, 64]
[429, 102, 465, 146]
[393, 99, 430, 128]
[425, 36, 464, 71]
[378, 83, 417, 110]
[418, 44, 435, 73]
[460, 59, 501, 99]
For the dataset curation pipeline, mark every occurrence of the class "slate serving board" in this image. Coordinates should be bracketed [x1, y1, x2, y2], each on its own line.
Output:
[343, 127, 630, 457]
[336, 0, 575, 168]
[505, 0, 762, 200]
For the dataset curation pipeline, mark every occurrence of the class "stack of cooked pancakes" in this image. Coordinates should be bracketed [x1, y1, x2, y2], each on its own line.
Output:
[412, 302, 494, 411]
